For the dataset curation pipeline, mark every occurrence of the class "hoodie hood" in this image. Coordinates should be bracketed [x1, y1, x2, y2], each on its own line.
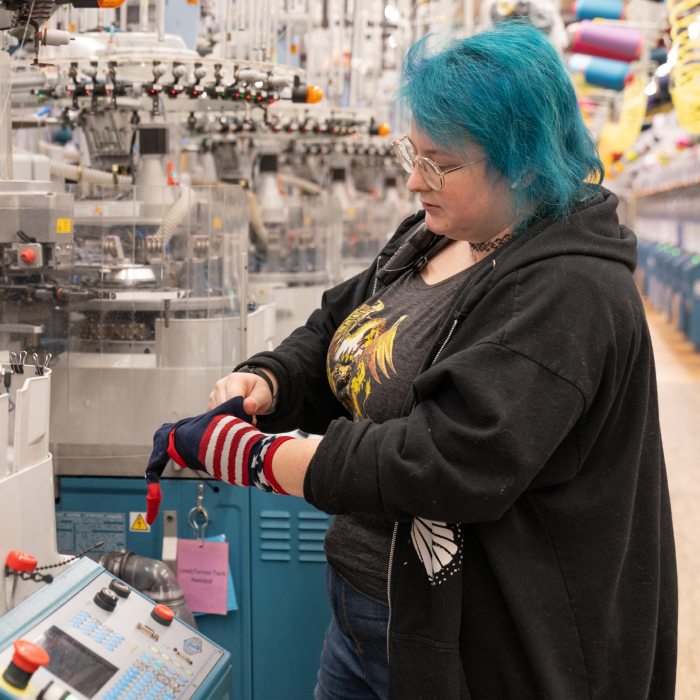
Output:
[376, 188, 635, 319]
[495, 187, 635, 275]
[446, 187, 636, 317]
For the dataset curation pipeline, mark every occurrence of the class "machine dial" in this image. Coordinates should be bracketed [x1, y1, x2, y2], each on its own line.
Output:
[109, 579, 131, 598]
[2, 640, 50, 691]
[93, 587, 118, 612]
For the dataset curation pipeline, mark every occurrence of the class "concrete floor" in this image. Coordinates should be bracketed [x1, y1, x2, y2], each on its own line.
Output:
[645, 304, 700, 700]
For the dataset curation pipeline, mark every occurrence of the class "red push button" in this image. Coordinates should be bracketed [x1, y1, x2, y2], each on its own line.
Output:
[151, 604, 174, 626]
[2, 640, 50, 690]
[11, 640, 49, 674]
[20, 248, 37, 265]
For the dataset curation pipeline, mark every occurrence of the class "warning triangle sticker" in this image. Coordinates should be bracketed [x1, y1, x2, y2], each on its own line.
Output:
[131, 514, 149, 531]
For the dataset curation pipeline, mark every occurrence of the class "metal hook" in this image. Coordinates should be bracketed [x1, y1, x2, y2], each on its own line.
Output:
[33, 353, 41, 375]
[187, 483, 209, 546]
[18, 351, 27, 374]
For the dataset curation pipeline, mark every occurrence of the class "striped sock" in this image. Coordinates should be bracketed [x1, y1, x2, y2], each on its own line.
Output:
[168, 414, 293, 494]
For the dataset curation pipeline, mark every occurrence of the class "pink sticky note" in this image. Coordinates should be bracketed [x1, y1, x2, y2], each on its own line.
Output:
[176, 539, 229, 615]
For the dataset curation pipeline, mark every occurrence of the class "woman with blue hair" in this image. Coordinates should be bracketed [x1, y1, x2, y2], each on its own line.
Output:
[150, 19, 677, 700]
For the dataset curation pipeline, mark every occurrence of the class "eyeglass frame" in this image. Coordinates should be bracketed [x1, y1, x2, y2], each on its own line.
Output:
[391, 135, 486, 191]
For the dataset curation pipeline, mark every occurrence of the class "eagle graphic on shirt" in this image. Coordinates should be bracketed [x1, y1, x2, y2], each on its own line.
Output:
[327, 298, 463, 586]
[327, 300, 406, 419]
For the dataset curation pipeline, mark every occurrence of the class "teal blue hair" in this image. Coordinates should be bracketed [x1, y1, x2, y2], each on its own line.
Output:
[398, 21, 604, 221]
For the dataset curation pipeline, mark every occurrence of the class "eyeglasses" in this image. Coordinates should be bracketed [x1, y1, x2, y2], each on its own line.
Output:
[392, 136, 485, 191]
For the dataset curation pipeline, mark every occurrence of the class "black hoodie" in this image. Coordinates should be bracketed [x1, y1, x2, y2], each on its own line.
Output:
[244, 189, 677, 699]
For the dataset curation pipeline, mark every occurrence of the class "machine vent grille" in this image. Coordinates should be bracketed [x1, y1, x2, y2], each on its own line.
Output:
[259, 510, 291, 561]
[258, 509, 331, 563]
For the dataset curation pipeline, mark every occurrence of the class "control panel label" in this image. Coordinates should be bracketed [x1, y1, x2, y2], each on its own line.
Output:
[56, 512, 126, 554]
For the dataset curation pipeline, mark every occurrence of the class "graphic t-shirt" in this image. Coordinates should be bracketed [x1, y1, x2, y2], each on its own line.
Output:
[324, 264, 472, 602]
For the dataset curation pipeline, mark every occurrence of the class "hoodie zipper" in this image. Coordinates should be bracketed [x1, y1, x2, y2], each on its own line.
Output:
[385, 315, 461, 666]
[372, 256, 382, 296]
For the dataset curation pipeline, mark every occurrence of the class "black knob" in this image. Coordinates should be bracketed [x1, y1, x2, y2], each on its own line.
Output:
[93, 587, 118, 612]
[109, 579, 131, 598]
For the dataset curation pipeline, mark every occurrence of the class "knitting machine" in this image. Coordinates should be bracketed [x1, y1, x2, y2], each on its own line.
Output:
[0, 140, 273, 475]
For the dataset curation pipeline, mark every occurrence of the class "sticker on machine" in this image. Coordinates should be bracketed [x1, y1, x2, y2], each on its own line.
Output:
[56, 512, 126, 554]
[129, 512, 151, 532]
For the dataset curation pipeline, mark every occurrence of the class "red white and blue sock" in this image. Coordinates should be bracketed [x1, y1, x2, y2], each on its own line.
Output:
[145, 396, 293, 523]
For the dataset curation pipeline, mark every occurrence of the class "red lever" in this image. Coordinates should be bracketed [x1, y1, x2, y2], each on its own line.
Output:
[5, 551, 38, 574]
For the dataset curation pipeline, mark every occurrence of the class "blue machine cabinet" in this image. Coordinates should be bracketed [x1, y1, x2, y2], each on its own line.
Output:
[55, 477, 332, 700]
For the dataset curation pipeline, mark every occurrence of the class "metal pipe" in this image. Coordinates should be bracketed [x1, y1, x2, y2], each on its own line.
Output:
[0, 52, 12, 181]
[223, 0, 233, 59]
[156, 0, 165, 41]
[119, 0, 128, 30]
[139, 0, 149, 33]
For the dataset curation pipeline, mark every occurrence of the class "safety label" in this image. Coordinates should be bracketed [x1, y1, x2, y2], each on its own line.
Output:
[55, 218, 72, 234]
[130, 512, 151, 532]
[56, 512, 126, 554]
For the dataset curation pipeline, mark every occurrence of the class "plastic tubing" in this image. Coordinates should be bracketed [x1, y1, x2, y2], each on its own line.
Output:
[668, 0, 700, 134]
[14, 147, 132, 185]
[278, 172, 324, 195]
[153, 184, 196, 245]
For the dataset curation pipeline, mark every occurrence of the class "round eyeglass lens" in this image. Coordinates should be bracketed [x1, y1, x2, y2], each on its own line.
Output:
[394, 141, 414, 174]
[417, 159, 442, 190]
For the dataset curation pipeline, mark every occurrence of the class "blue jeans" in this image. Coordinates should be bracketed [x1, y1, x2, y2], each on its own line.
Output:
[314, 566, 390, 700]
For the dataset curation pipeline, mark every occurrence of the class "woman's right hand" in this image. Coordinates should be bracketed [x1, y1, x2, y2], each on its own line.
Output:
[208, 370, 278, 417]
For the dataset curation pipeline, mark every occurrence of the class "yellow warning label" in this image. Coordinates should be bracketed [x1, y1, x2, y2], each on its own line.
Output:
[130, 513, 150, 532]
[56, 218, 72, 234]
[213, 216, 223, 230]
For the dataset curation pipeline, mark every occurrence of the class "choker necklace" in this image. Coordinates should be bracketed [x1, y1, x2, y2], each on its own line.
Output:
[469, 233, 513, 253]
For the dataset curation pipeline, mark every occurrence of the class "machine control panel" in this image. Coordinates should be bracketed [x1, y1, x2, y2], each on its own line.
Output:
[0, 568, 227, 700]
